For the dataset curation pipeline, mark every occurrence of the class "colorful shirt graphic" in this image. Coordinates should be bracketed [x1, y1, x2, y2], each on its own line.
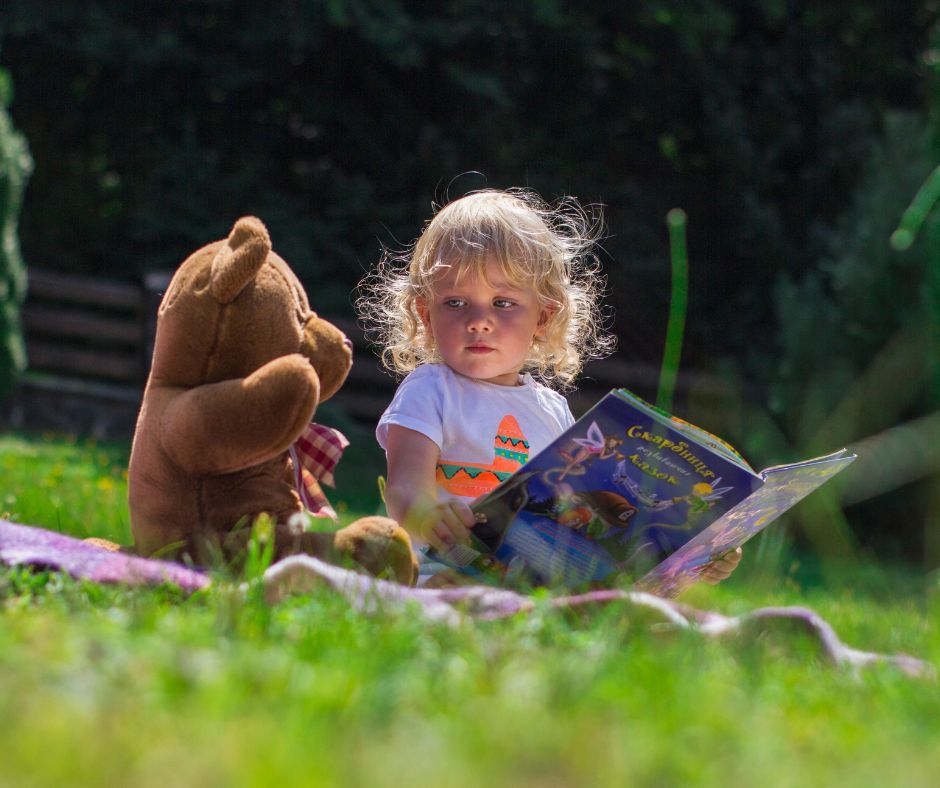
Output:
[436, 415, 530, 498]
[376, 364, 576, 509]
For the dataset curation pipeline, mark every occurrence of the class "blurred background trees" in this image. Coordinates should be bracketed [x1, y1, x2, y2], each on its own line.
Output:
[0, 66, 31, 403]
[1, 0, 938, 564]
[0, 2, 931, 357]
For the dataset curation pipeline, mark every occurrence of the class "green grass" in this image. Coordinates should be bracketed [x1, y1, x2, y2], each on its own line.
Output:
[2, 431, 939, 787]
[1, 432, 132, 542]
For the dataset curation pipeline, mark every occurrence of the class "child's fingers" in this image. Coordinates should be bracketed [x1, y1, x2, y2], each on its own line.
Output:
[700, 566, 730, 584]
[699, 547, 743, 584]
[454, 501, 478, 528]
[722, 546, 743, 567]
[427, 525, 451, 554]
[440, 505, 473, 545]
[441, 502, 478, 544]
[422, 502, 477, 552]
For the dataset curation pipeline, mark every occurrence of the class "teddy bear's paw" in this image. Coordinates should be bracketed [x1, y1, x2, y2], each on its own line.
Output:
[333, 516, 419, 586]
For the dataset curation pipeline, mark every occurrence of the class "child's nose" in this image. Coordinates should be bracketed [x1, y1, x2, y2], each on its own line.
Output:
[466, 306, 493, 332]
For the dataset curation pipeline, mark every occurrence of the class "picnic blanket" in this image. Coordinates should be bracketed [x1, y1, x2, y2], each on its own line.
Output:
[0, 519, 209, 591]
[0, 519, 933, 679]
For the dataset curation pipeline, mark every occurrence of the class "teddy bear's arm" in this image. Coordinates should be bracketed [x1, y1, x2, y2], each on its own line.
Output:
[160, 353, 320, 475]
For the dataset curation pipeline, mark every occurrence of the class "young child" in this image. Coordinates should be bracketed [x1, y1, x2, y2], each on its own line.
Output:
[358, 188, 741, 585]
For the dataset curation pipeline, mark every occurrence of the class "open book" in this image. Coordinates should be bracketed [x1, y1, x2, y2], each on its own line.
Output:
[431, 389, 856, 597]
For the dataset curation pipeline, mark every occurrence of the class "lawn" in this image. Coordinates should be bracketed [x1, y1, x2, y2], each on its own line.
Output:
[1, 431, 938, 787]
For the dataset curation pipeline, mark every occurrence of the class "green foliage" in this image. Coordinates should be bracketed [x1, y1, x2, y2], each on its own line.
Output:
[2, 563, 938, 786]
[763, 111, 937, 561]
[0, 2, 931, 370]
[0, 432, 938, 786]
[242, 512, 277, 585]
[0, 432, 131, 542]
[770, 111, 934, 435]
[0, 66, 31, 404]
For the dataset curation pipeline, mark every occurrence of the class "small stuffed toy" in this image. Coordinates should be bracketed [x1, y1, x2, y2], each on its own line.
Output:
[127, 216, 418, 584]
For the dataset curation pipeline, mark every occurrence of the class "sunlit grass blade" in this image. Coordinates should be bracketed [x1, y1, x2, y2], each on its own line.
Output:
[889, 164, 940, 250]
[656, 208, 689, 412]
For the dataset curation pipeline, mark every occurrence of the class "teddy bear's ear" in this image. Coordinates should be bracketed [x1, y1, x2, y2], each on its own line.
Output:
[210, 216, 272, 304]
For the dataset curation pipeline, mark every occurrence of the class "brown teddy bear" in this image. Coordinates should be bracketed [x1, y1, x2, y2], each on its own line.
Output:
[127, 216, 418, 584]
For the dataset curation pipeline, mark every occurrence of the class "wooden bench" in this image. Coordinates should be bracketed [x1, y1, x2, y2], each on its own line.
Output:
[7, 269, 407, 438]
[9, 269, 738, 440]
[10, 269, 150, 438]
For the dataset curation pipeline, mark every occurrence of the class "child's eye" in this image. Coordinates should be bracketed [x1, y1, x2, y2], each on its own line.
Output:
[493, 298, 516, 309]
[443, 298, 466, 308]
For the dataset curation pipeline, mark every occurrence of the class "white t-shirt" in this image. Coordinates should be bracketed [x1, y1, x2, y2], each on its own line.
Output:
[376, 363, 575, 504]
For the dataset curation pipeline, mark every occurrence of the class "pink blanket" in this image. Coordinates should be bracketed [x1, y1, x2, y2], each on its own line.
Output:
[0, 519, 209, 591]
[1, 519, 932, 679]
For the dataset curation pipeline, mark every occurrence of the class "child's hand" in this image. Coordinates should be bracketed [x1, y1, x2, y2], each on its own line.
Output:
[698, 547, 743, 585]
[420, 500, 477, 554]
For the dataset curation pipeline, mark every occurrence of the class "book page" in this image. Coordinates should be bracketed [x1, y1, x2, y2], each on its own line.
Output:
[441, 391, 764, 586]
[634, 450, 856, 598]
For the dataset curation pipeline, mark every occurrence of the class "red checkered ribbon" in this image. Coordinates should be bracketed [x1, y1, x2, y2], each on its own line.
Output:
[290, 422, 350, 520]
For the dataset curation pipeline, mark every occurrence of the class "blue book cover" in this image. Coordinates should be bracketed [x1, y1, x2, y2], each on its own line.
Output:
[433, 389, 856, 594]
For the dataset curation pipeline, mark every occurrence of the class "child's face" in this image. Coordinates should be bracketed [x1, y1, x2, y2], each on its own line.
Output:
[417, 257, 550, 386]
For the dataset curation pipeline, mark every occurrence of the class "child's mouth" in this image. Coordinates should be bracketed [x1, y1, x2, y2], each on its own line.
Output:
[467, 345, 494, 354]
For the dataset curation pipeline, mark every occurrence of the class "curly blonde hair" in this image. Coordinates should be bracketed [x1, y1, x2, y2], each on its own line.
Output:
[357, 188, 614, 389]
